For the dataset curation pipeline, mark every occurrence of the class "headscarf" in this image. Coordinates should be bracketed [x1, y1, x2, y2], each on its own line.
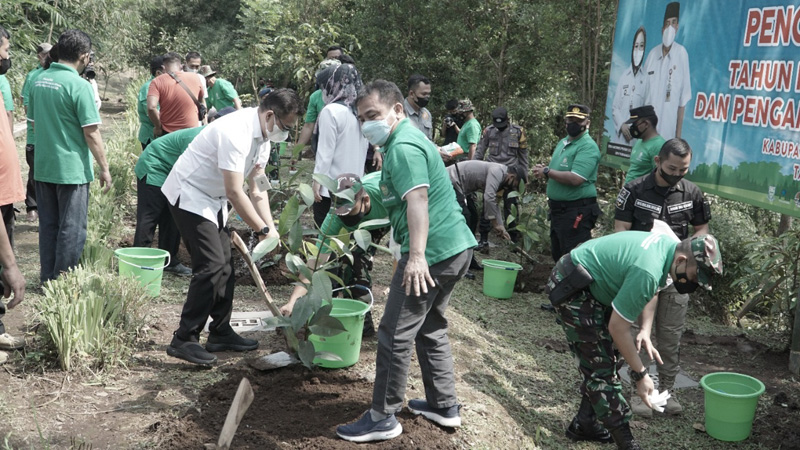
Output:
[317, 63, 362, 115]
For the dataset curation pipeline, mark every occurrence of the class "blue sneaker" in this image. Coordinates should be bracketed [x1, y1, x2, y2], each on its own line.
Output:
[336, 410, 402, 442]
[407, 399, 462, 427]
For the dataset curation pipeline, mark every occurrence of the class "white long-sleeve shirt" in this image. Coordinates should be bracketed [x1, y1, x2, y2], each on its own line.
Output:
[314, 102, 368, 197]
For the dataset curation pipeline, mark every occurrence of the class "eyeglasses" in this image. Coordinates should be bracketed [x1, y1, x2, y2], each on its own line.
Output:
[274, 113, 294, 132]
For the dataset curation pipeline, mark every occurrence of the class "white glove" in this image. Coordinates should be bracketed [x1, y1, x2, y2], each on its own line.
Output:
[648, 389, 671, 413]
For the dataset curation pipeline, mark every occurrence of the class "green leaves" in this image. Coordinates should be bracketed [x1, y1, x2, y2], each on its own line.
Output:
[353, 229, 372, 252]
[251, 236, 279, 262]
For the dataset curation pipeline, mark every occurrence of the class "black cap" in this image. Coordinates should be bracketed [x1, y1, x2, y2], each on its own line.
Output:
[333, 174, 365, 215]
[492, 107, 508, 128]
[625, 105, 657, 125]
[664, 2, 680, 22]
[565, 104, 591, 119]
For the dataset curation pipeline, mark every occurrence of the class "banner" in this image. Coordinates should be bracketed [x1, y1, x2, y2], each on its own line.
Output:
[602, 0, 800, 217]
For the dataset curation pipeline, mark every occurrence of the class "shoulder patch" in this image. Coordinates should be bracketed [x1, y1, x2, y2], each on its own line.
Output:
[616, 188, 631, 209]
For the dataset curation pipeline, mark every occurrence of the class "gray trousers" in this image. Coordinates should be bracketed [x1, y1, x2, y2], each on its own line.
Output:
[372, 249, 471, 415]
[35, 181, 89, 283]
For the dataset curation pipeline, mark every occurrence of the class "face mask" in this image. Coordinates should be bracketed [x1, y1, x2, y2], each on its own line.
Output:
[566, 121, 585, 137]
[495, 124, 508, 132]
[340, 210, 365, 227]
[266, 114, 290, 142]
[0, 58, 10, 75]
[662, 25, 676, 48]
[659, 166, 684, 187]
[362, 112, 397, 148]
[415, 96, 429, 108]
[674, 261, 699, 294]
[186, 68, 198, 73]
[629, 121, 644, 139]
[633, 49, 644, 67]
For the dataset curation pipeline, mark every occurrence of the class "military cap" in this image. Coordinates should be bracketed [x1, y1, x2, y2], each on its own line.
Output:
[565, 104, 591, 120]
[198, 65, 216, 78]
[691, 234, 723, 290]
[333, 173, 366, 216]
[456, 99, 474, 113]
[625, 105, 657, 125]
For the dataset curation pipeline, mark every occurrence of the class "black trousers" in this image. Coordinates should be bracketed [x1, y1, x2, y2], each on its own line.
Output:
[1, 204, 14, 249]
[168, 201, 235, 341]
[313, 196, 332, 228]
[479, 191, 519, 241]
[134, 176, 182, 266]
[24, 144, 36, 212]
[548, 201, 602, 262]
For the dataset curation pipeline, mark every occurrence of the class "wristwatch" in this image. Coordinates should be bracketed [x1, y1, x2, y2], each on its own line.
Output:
[543, 167, 550, 178]
[630, 366, 649, 384]
[254, 226, 270, 236]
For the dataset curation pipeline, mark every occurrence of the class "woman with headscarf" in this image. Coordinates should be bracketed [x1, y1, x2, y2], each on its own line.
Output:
[612, 26, 648, 145]
[311, 63, 369, 227]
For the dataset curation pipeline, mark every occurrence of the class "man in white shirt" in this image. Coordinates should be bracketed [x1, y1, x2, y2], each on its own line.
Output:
[161, 89, 303, 366]
[643, 2, 691, 140]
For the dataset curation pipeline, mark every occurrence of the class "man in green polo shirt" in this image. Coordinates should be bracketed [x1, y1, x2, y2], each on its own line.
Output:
[455, 98, 481, 160]
[200, 65, 241, 111]
[137, 56, 163, 150]
[623, 105, 666, 184]
[546, 231, 722, 449]
[28, 29, 111, 283]
[20, 42, 52, 222]
[0, 75, 12, 134]
[532, 103, 602, 262]
[336, 80, 476, 443]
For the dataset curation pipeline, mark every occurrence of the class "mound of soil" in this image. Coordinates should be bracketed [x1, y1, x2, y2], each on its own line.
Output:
[155, 365, 459, 449]
[514, 262, 551, 293]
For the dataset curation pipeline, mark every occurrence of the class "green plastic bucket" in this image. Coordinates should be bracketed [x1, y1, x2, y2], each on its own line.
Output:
[482, 259, 523, 299]
[309, 298, 370, 368]
[700, 372, 765, 441]
[114, 247, 171, 297]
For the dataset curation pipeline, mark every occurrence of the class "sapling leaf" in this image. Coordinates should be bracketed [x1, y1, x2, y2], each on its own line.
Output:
[304, 241, 320, 259]
[291, 296, 315, 331]
[314, 351, 344, 362]
[251, 236, 279, 262]
[298, 340, 316, 368]
[312, 271, 333, 301]
[278, 196, 301, 236]
[297, 264, 314, 284]
[285, 253, 305, 275]
[308, 303, 333, 326]
[309, 316, 347, 337]
[507, 191, 519, 199]
[312, 173, 338, 195]
[297, 183, 315, 206]
[288, 221, 303, 253]
[358, 218, 390, 229]
[354, 229, 371, 252]
[326, 271, 346, 289]
[264, 315, 291, 328]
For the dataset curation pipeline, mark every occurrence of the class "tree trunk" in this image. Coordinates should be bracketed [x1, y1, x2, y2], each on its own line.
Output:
[778, 214, 792, 235]
[790, 290, 800, 375]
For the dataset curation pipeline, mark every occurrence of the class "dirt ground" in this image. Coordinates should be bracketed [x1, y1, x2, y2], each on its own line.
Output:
[0, 77, 798, 449]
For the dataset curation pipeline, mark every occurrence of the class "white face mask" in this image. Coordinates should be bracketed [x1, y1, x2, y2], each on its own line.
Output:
[266, 113, 290, 142]
[633, 49, 644, 67]
[362, 112, 398, 149]
[662, 25, 676, 48]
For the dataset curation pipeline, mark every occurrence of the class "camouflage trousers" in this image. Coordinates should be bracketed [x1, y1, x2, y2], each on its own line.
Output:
[551, 264, 631, 430]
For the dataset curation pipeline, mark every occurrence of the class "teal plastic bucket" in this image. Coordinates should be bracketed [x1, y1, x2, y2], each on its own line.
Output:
[482, 259, 523, 299]
[114, 247, 171, 297]
[309, 298, 370, 368]
[700, 372, 765, 441]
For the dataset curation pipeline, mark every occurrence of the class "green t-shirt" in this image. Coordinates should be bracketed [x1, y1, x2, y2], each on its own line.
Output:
[304, 89, 324, 123]
[207, 78, 239, 111]
[380, 119, 477, 265]
[27, 63, 102, 184]
[134, 126, 204, 187]
[22, 66, 44, 145]
[318, 172, 389, 253]
[457, 117, 481, 158]
[571, 231, 676, 322]
[0, 75, 13, 112]
[625, 135, 666, 184]
[546, 131, 601, 201]
[137, 78, 155, 145]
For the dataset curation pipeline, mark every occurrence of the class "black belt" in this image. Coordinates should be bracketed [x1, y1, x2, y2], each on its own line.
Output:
[548, 197, 597, 210]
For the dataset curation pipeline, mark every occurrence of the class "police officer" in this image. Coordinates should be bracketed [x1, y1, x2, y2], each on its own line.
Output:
[474, 107, 528, 246]
[546, 231, 722, 450]
[403, 74, 433, 140]
[614, 137, 709, 417]
[532, 104, 602, 262]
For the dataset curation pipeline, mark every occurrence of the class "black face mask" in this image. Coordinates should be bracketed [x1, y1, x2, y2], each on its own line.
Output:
[659, 166, 684, 187]
[495, 124, 508, 132]
[415, 96, 429, 108]
[566, 122, 585, 137]
[629, 122, 644, 139]
[674, 262, 699, 294]
[340, 210, 365, 227]
[0, 58, 11, 75]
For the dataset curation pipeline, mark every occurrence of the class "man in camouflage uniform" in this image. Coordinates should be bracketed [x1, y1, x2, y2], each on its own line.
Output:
[474, 106, 528, 245]
[546, 231, 722, 450]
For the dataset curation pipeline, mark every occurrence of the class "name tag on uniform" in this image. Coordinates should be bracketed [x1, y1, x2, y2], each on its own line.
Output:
[667, 201, 693, 214]
[634, 199, 662, 214]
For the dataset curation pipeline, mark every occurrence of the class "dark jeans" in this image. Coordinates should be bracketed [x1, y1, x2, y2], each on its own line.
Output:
[313, 196, 332, 228]
[24, 144, 36, 212]
[549, 201, 602, 262]
[134, 176, 183, 267]
[35, 181, 89, 283]
[1, 204, 14, 249]
[479, 191, 519, 241]
[372, 249, 471, 415]
[168, 200, 235, 341]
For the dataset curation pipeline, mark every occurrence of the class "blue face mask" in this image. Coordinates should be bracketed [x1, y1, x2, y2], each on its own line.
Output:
[362, 113, 397, 149]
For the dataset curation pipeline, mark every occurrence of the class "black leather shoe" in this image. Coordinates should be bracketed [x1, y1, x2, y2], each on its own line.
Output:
[166, 335, 217, 365]
[206, 331, 259, 352]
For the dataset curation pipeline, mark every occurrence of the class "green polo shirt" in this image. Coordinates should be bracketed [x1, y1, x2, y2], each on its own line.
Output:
[304, 89, 324, 123]
[457, 117, 481, 158]
[625, 135, 666, 184]
[22, 66, 44, 145]
[546, 131, 601, 201]
[207, 78, 239, 111]
[0, 75, 13, 112]
[318, 172, 388, 253]
[134, 126, 204, 187]
[27, 62, 102, 184]
[571, 231, 676, 322]
[380, 118, 477, 265]
[137, 77, 155, 145]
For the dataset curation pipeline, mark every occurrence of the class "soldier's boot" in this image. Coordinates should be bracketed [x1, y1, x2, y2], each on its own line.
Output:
[609, 423, 643, 450]
[564, 397, 614, 443]
[659, 380, 682, 415]
[629, 395, 653, 418]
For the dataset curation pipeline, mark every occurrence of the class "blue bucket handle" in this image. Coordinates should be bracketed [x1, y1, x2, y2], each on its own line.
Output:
[116, 253, 171, 271]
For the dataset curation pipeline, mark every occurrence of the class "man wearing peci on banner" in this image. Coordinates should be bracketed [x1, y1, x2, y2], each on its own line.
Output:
[643, 2, 691, 141]
[611, 27, 648, 146]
